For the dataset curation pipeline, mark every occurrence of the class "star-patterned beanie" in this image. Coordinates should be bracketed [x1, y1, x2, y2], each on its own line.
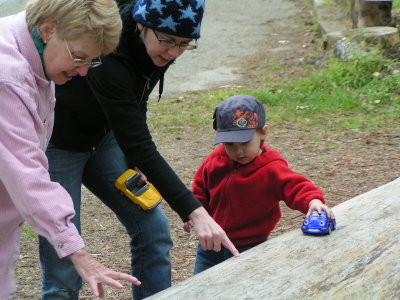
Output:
[133, 0, 204, 39]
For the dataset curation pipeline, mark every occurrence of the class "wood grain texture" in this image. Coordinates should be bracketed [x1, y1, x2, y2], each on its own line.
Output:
[148, 178, 400, 300]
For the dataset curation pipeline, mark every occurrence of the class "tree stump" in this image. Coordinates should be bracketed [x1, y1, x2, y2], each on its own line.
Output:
[324, 26, 400, 52]
[351, 0, 395, 28]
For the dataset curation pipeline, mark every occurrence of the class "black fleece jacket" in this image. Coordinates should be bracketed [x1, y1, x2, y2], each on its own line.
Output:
[50, 2, 201, 221]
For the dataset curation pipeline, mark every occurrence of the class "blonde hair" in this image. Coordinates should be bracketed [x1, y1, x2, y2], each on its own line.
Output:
[26, 0, 122, 55]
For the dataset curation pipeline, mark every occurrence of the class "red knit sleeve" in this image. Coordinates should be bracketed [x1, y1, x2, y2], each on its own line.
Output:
[270, 160, 325, 214]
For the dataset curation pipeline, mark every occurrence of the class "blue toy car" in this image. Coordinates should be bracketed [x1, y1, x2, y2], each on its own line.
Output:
[301, 210, 336, 235]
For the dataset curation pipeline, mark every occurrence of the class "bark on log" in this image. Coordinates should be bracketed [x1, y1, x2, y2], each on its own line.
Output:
[148, 178, 400, 300]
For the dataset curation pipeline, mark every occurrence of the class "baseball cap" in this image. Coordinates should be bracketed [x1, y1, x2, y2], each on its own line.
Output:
[213, 95, 266, 145]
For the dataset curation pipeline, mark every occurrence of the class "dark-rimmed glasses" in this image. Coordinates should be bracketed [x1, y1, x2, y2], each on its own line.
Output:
[64, 39, 102, 68]
[152, 29, 197, 50]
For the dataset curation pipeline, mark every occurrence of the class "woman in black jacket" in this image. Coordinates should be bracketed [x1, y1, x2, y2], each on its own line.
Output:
[39, 1, 239, 299]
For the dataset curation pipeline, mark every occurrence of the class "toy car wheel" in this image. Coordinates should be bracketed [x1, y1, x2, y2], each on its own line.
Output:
[327, 226, 331, 235]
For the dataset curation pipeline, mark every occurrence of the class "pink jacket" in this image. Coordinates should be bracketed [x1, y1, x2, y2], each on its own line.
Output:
[193, 144, 325, 247]
[0, 12, 84, 261]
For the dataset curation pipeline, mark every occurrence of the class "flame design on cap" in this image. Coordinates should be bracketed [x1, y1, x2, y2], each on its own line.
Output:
[233, 109, 259, 128]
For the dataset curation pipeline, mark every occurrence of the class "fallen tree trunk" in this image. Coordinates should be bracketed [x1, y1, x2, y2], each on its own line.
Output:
[147, 177, 400, 299]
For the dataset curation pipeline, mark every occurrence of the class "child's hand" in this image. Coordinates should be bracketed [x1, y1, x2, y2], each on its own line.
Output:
[307, 199, 335, 219]
[183, 220, 194, 233]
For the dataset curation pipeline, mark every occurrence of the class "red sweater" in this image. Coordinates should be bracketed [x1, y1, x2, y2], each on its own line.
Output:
[192, 145, 324, 247]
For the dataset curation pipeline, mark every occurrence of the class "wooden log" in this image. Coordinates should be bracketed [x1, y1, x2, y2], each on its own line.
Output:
[147, 178, 400, 299]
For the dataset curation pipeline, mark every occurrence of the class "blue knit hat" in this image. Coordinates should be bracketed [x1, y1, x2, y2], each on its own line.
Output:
[133, 0, 204, 39]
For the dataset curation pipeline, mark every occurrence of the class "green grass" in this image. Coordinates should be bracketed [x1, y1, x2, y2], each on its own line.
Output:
[149, 46, 400, 135]
[253, 47, 400, 130]
[393, 1, 400, 24]
[22, 224, 37, 240]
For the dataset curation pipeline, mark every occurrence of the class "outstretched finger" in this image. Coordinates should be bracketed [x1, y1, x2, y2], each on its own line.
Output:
[97, 278, 124, 294]
[222, 235, 239, 257]
[109, 272, 142, 286]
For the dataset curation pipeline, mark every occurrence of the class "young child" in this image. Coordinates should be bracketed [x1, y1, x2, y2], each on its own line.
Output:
[185, 95, 334, 274]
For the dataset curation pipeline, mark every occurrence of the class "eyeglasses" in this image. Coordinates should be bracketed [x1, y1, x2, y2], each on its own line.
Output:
[152, 29, 197, 50]
[64, 39, 102, 68]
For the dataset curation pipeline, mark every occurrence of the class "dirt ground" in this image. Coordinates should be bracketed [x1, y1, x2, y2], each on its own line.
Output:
[14, 0, 400, 299]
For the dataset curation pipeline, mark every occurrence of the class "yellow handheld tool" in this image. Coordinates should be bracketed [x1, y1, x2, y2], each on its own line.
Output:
[115, 169, 162, 210]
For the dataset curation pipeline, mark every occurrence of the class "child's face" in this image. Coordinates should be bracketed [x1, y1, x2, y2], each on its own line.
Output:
[223, 126, 268, 165]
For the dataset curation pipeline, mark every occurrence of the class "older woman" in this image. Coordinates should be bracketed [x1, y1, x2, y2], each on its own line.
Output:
[0, 0, 140, 298]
